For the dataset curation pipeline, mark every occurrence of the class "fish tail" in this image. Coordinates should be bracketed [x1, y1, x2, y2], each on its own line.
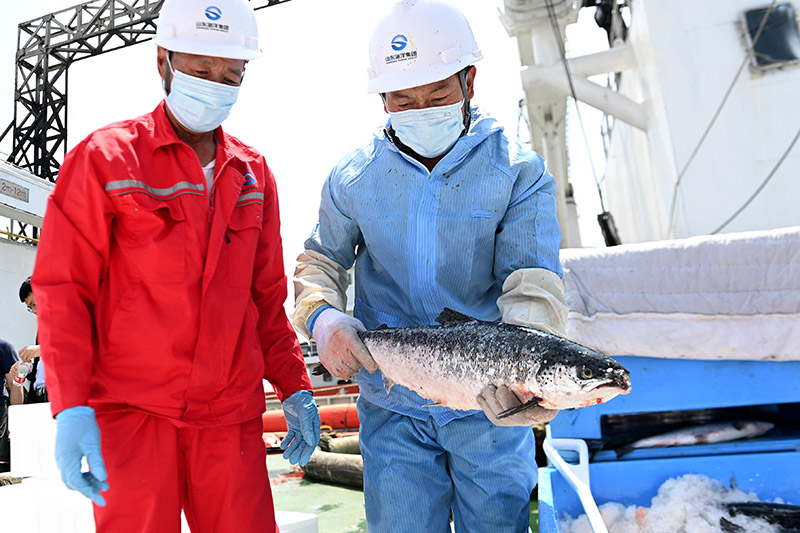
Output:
[726, 501, 800, 528]
[719, 517, 745, 533]
[311, 363, 329, 376]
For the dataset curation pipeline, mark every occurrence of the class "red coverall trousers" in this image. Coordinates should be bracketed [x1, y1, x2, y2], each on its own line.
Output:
[94, 410, 277, 533]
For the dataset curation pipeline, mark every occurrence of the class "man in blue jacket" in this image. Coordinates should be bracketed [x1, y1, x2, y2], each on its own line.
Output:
[294, 1, 569, 531]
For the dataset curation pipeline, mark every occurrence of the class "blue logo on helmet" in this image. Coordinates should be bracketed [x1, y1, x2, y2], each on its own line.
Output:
[243, 172, 257, 187]
[391, 35, 408, 51]
[205, 6, 222, 20]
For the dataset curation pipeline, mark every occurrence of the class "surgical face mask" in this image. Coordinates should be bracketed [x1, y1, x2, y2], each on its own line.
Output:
[388, 101, 465, 158]
[164, 55, 240, 133]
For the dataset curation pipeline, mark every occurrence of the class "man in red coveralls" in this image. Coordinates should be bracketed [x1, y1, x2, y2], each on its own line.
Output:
[31, 0, 320, 531]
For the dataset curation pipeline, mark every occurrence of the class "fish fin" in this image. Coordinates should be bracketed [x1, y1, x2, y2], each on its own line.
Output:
[496, 396, 542, 419]
[435, 307, 477, 326]
[614, 445, 635, 459]
[311, 363, 329, 376]
[383, 377, 395, 394]
[719, 517, 745, 533]
[422, 402, 442, 408]
[375, 323, 390, 330]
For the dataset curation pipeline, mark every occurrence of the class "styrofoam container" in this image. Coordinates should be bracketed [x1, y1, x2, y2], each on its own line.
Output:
[5, 403, 317, 531]
[9, 402, 59, 478]
[0, 478, 317, 532]
[0, 477, 95, 531]
[275, 510, 319, 532]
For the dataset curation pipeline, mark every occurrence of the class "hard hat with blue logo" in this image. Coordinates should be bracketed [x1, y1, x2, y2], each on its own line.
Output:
[367, 0, 482, 94]
[155, 0, 261, 60]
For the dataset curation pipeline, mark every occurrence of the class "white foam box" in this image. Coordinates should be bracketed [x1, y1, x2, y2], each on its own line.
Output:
[6, 404, 317, 531]
[9, 402, 59, 478]
[181, 510, 316, 532]
[0, 481, 316, 533]
[0, 483, 317, 533]
[274, 510, 318, 533]
[0, 477, 96, 531]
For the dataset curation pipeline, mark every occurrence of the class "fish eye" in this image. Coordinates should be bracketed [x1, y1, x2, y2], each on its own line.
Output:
[580, 366, 593, 379]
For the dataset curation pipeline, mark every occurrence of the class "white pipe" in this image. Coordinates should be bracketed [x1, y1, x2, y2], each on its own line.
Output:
[566, 45, 637, 77]
[544, 438, 608, 533]
[522, 64, 649, 131]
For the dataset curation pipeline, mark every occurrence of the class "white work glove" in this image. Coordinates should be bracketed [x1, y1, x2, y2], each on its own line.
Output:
[476, 384, 559, 427]
[497, 268, 568, 336]
[312, 308, 378, 380]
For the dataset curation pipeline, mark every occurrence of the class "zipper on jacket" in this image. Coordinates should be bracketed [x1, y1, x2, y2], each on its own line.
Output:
[209, 186, 216, 222]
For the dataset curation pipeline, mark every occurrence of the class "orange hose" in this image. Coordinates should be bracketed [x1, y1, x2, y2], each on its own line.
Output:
[262, 403, 360, 432]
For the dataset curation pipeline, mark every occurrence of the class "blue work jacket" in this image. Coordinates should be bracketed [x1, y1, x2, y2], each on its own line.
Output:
[306, 107, 562, 424]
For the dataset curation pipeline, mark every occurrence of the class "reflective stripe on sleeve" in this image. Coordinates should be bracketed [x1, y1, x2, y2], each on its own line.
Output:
[235, 192, 265, 206]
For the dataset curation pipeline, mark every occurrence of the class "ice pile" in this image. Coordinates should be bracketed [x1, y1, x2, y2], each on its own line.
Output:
[560, 474, 783, 533]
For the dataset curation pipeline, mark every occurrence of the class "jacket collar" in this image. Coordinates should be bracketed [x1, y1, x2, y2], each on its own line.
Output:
[149, 100, 258, 165]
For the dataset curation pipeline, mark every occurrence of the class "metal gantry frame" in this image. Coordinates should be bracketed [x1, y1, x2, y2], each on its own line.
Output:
[0, 0, 292, 242]
[7, 0, 165, 184]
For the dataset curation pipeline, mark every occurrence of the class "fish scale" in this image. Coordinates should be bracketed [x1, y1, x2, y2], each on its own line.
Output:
[356, 308, 632, 413]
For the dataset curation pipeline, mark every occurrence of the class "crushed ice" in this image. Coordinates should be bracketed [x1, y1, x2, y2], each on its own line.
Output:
[560, 474, 785, 533]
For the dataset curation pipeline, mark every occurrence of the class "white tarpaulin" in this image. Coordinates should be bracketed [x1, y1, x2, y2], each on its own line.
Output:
[561, 226, 800, 360]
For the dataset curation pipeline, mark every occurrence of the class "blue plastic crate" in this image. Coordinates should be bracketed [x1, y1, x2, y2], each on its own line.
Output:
[539, 356, 800, 532]
[549, 356, 800, 440]
[538, 450, 800, 533]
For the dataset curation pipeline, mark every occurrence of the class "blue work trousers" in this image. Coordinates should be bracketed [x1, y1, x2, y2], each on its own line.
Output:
[358, 396, 537, 532]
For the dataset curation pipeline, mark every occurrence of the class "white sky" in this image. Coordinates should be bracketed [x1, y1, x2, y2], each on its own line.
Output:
[0, 0, 610, 313]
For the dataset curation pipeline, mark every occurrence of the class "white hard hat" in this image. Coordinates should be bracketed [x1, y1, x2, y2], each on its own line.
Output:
[367, 0, 482, 94]
[155, 0, 261, 60]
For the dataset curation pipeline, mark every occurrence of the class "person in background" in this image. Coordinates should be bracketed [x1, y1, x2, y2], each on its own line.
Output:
[1, 338, 22, 469]
[294, 1, 568, 531]
[18, 276, 47, 403]
[31, 0, 319, 531]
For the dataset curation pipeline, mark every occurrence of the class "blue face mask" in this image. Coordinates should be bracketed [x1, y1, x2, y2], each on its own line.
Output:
[388, 101, 465, 158]
[164, 55, 240, 133]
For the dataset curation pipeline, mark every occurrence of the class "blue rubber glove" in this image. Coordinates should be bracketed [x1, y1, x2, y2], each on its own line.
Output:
[280, 390, 320, 466]
[55, 406, 109, 506]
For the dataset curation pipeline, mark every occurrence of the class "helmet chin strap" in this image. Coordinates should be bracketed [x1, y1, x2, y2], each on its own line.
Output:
[380, 67, 472, 131]
[163, 51, 174, 95]
[163, 51, 247, 94]
[459, 67, 471, 132]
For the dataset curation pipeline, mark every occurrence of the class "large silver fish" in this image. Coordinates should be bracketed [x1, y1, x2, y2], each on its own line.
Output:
[352, 308, 631, 415]
[619, 420, 774, 456]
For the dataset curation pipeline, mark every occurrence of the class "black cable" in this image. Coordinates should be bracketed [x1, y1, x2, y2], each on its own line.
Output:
[710, 124, 800, 235]
[544, 0, 607, 213]
[667, 0, 777, 236]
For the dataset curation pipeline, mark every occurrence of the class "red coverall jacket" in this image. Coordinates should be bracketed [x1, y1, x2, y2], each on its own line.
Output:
[33, 102, 311, 426]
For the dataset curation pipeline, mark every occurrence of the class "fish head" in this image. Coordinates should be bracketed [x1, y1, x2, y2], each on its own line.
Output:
[533, 347, 631, 410]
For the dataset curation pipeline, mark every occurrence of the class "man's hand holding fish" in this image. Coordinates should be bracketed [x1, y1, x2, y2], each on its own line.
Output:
[311, 307, 378, 380]
[477, 384, 559, 426]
